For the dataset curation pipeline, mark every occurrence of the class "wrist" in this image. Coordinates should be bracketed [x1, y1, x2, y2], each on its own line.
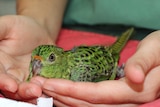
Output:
[16, 0, 68, 41]
[17, 9, 54, 37]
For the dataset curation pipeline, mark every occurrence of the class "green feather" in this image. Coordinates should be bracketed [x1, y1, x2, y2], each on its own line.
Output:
[110, 27, 134, 53]
[28, 28, 134, 82]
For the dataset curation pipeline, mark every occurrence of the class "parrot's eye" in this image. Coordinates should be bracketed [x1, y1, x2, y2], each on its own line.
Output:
[49, 53, 55, 62]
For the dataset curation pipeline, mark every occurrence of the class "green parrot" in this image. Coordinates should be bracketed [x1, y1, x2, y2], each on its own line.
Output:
[27, 28, 134, 82]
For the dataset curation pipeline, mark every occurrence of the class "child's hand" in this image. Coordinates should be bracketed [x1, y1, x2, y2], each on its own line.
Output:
[32, 30, 160, 106]
[125, 30, 160, 84]
[0, 15, 53, 101]
[33, 68, 160, 106]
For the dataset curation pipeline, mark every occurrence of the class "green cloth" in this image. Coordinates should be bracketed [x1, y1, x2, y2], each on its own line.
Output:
[64, 0, 160, 30]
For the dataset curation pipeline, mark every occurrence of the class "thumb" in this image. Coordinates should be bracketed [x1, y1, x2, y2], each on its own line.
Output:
[125, 31, 160, 84]
[0, 16, 13, 39]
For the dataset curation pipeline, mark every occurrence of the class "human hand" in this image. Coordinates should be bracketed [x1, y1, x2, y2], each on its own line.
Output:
[0, 15, 54, 101]
[33, 67, 160, 107]
[32, 30, 160, 106]
[125, 30, 160, 84]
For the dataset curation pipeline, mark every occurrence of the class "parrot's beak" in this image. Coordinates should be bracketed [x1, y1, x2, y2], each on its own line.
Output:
[31, 55, 43, 76]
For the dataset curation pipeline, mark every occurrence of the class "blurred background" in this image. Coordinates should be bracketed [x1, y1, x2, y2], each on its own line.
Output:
[0, 0, 153, 40]
[0, 0, 16, 15]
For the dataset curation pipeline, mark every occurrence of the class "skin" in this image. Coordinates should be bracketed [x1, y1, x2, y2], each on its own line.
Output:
[1, 0, 160, 106]
[0, 0, 67, 101]
[0, 15, 50, 100]
[31, 31, 160, 106]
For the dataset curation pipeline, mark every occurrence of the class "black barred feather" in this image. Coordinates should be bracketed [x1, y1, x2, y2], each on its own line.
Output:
[28, 28, 134, 82]
[110, 28, 134, 53]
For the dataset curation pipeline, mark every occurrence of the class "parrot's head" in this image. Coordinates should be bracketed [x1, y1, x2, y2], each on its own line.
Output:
[29, 45, 67, 79]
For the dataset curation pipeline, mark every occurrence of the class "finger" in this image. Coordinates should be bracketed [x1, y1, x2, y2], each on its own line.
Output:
[0, 73, 18, 93]
[25, 93, 49, 104]
[0, 77, 42, 100]
[0, 73, 21, 100]
[30, 76, 47, 86]
[42, 79, 132, 104]
[45, 91, 138, 107]
[18, 82, 42, 99]
[43, 91, 93, 107]
[54, 100, 69, 107]
[0, 16, 13, 39]
[125, 31, 160, 83]
[42, 66, 160, 105]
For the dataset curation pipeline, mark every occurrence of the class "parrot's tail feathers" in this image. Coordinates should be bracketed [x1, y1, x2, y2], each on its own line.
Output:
[111, 28, 134, 53]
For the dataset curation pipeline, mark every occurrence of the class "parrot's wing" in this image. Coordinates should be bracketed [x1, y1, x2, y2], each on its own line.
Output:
[109, 62, 118, 80]
[70, 65, 93, 82]
[70, 63, 114, 82]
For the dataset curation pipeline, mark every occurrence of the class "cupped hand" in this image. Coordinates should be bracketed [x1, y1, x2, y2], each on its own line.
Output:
[0, 15, 54, 101]
[33, 67, 160, 107]
[125, 30, 160, 83]
[32, 30, 160, 106]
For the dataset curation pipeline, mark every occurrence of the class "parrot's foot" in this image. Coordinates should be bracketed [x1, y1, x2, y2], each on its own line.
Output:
[116, 63, 125, 79]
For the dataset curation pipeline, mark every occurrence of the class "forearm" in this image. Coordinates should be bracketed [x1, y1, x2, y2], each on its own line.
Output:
[16, 0, 68, 41]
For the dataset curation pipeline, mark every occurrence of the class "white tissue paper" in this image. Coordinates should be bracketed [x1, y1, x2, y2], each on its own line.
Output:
[0, 97, 53, 107]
